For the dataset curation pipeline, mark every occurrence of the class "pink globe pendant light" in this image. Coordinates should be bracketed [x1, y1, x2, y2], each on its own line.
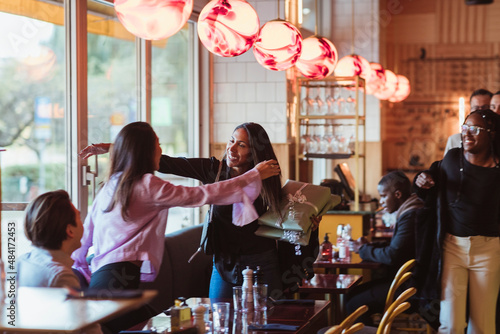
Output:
[374, 69, 398, 100]
[334, 54, 371, 78]
[115, 0, 193, 40]
[295, 36, 338, 80]
[365, 62, 386, 95]
[198, 0, 260, 57]
[389, 74, 411, 102]
[253, 20, 302, 71]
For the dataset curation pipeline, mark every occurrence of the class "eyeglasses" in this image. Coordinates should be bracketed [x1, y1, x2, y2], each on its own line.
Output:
[470, 105, 490, 112]
[461, 124, 490, 135]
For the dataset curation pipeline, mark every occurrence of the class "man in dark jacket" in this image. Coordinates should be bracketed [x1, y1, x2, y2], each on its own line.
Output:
[345, 170, 424, 325]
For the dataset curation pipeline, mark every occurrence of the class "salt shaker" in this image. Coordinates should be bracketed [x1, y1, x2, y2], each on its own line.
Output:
[242, 266, 254, 310]
[193, 303, 207, 333]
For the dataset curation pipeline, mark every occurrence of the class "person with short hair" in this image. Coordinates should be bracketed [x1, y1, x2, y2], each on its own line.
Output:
[345, 170, 424, 325]
[444, 88, 493, 154]
[18, 190, 84, 289]
[490, 90, 500, 114]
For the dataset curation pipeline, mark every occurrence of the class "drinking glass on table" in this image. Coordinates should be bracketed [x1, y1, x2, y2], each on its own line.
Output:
[233, 286, 244, 312]
[253, 284, 268, 311]
[213, 302, 230, 333]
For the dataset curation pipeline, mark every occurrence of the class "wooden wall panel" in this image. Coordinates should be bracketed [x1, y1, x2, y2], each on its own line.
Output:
[380, 0, 500, 174]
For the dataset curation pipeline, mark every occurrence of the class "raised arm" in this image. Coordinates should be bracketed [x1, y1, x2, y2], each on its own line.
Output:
[79, 143, 111, 160]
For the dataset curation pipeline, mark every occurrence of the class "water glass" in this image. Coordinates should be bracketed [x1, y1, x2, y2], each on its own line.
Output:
[213, 302, 230, 333]
[253, 309, 268, 327]
[232, 286, 244, 312]
[253, 283, 268, 311]
[232, 311, 248, 334]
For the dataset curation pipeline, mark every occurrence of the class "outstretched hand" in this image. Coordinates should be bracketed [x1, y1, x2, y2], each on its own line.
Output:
[79, 143, 111, 160]
[255, 160, 281, 180]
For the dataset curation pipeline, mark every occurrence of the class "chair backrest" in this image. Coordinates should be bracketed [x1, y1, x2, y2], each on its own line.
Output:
[339, 305, 369, 329]
[381, 302, 411, 334]
[343, 322, 365, 334]
[324, 305, 368, 334]
[384, 259, 416, 311]
[376, 287, 416, 334]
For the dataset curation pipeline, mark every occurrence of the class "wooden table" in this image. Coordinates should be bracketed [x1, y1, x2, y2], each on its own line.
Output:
[296, 274, 363, 325]
[185, 297, 330, 334]
[314, 253, 383, 275]
[0, 287, 157, 333]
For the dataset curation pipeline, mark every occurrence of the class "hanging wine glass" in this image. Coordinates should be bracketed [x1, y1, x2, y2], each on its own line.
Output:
[318, 123, 328, 153]
[345, 94, 355, 114]
[325, 87, 336, 115]
[306, 125, 317, 153]
[312, 123, 324, 153]
[312, 87, 324, 115]
[337, 88, 346, 114]
[300, 124, 308, 155]
[324, 124, 334, 153]
[301, 87, 314, 116]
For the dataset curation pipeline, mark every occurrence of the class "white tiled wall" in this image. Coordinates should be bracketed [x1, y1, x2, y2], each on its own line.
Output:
[212, 0, 287, 144]
[212, 0, 381, 143]
[330, 0, 381, 142]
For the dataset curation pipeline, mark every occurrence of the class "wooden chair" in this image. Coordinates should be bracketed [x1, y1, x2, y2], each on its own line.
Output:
[384, 259, 416, 311]
[372, 259, 433, 333]
[376, 287, 416, 334]
[324, 305, 368, 334]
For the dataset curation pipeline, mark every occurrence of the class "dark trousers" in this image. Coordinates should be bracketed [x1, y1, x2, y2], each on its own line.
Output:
[345, 279, 393, 326]
[89, 262, 156, 334]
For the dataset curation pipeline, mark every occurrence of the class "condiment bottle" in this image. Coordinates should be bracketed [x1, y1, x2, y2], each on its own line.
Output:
[253, 266, 264, 285]
[320, 233, 333, 261]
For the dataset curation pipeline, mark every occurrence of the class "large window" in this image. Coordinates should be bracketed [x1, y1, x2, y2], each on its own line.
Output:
[86, 0, 138, 200]
[151, 23, 199, 232]
[0, 1, 65, 203]
[0, 0, 201, 261]
[0, 0, 66, 260]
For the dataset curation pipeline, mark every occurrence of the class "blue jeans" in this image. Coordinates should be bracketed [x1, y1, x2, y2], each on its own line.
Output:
[209, 249, 282, 299]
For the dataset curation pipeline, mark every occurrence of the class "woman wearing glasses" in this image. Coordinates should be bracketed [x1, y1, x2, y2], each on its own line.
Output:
[415, 109, 500, 334]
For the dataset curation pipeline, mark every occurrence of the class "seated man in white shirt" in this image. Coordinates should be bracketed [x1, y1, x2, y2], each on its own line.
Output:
[18, 190, 103, 334]
[444, 88, 492, 155]
[18, 190, 85, 289]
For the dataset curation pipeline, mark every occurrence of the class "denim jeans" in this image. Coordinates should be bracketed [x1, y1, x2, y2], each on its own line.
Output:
[438, 234, 500, 334]
[209, 249, 282, 299]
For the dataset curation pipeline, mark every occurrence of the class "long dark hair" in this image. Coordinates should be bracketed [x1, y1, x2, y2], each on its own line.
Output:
[105, 122, 158, 219]
[218, 122, 283, 215]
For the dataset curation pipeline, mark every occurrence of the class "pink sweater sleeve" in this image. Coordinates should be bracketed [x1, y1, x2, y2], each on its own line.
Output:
[136, 168, 262, 226]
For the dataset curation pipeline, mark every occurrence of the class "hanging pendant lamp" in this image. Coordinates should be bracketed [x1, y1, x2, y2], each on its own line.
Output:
[295, 36, 337, 79]
[365, 62, 386, 95]
[294, 0, 337, 79]
[374, 69, 398, 100]
[253, 1, 302, 71]
[115, 0, 193, 40]
[389, 74, 411, 102]
[253, 20, 302, 71]
[334, 54, 371, 79]
[198, 0, 260, 57]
